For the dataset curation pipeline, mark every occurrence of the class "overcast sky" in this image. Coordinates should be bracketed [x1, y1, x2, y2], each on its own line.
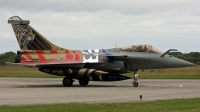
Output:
[0, 0, 200, 53]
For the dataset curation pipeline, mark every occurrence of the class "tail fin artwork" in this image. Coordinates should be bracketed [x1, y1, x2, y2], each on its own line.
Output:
[8, 16, 65, 50]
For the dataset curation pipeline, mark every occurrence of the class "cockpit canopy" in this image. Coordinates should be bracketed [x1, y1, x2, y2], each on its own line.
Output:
[120, 44, 162, 54]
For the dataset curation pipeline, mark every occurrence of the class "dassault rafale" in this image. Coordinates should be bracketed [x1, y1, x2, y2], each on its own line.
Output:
[7, 16, 195, 87]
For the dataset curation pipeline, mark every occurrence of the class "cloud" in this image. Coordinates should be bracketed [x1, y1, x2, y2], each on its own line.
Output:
[0, 0, 200, 53]
[1, 0, 200, 14]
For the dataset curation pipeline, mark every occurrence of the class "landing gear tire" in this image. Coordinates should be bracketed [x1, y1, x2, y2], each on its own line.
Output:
[132, 70, 139, 87]
[63, 77, 73, 87]
[79, 78, 89, 86]
[132, 82, 138, 87]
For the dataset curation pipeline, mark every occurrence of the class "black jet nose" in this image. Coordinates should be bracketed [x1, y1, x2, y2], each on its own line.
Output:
[168, 57, 196, 68]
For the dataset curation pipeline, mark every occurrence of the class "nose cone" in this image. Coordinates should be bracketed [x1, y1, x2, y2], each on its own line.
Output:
[168, 57, 196, 68]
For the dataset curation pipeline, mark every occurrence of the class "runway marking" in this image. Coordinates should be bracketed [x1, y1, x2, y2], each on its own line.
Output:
[179, 85, 183, 87]
[1, 83, 27, 93]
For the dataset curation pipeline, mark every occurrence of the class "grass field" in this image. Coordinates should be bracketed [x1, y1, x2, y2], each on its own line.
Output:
[0, 66, 61, 78]
[0, 65, 199, 79]
[0, 98, 200, 112]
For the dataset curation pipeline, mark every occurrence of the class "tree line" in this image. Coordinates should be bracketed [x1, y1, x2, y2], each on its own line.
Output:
[0, 51, 200, 65]
[0, 51, 16, 65]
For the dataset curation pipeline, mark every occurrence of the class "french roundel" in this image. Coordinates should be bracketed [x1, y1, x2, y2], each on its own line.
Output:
[99, 56, 106, 61]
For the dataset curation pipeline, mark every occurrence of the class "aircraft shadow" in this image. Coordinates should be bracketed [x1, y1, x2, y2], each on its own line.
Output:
[27, 84, 131, 88]
[11, 84, 131, 88]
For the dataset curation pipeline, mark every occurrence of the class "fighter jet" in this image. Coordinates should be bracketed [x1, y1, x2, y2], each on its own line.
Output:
[8, 16, 195, 87]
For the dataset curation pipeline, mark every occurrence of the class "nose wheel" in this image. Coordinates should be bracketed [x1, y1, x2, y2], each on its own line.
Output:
[133, 81, 138, 87]
[132, 70, 139, 87]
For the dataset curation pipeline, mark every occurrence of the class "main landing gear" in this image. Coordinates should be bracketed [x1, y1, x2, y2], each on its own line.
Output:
[79, 77, 89, 86]
[62, 76, 89, 87]
[63, 76, 73, 87]
[132, 70, 139, 87]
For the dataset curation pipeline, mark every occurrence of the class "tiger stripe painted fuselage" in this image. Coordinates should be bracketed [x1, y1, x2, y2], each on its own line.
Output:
[8, 16, 195, 87]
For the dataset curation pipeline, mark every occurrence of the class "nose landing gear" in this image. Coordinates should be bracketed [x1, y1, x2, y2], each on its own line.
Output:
[132, 70, 139, 87]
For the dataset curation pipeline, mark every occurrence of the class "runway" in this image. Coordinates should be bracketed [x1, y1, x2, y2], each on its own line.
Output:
[0, 78, 200, 105]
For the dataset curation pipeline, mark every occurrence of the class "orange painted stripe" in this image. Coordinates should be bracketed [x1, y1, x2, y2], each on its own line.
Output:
[20, 56, 33, 64]
[73, 51, 80, 62]
[50, 50, 57, 54]
[20, 57, 26, 62]
[65, 50, 73, 62]
[36, 50, 46, 62]
[49, 50, 58, 63]
[24, 50, 32, 59]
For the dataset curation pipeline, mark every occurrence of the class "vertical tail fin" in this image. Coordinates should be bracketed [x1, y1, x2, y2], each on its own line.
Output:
[8, 16, 65, 50]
